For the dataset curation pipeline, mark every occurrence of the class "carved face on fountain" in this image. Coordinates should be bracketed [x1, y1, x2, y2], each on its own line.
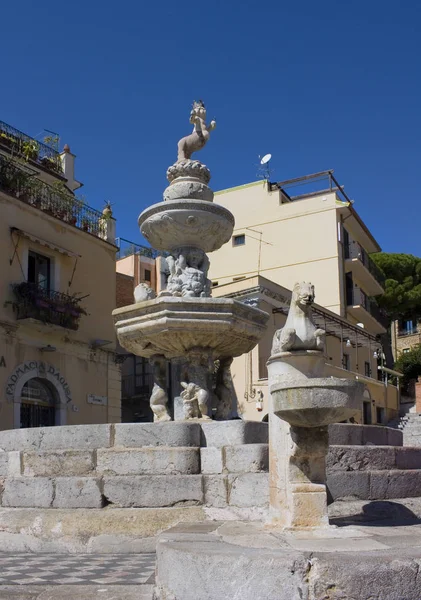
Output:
[293, 282, 315, 309]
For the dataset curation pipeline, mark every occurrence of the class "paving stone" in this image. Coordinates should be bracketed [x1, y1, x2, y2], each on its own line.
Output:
[228, 473, 269, 507]
[114, 422, 201, 448]
[327, 445, 396, 472]
[103, 475, 203, 507]
[326, 471, 370, 500]
[370, 470, 421, 500]
[22, 450, 95, 477]
[53, 477, 102, 508]
[203, 475, 228, 507]
[0, 425, 112, 452]
[200, 448, 223, 474]
[224, 444, 268, 473]
[200, 421, 268, 447]
[97, 447, 199, 475]
[2, 478, 53, 508]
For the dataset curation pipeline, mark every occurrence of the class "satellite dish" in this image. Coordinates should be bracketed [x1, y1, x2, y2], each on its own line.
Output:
[260, 153, 272, 165]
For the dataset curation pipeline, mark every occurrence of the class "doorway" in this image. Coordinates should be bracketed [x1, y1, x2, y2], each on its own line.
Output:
[20, 377, 57, 428]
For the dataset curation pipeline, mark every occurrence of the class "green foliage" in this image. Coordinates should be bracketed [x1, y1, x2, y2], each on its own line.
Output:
[394, 343, 421, 391]
[371, 253, 421, 320]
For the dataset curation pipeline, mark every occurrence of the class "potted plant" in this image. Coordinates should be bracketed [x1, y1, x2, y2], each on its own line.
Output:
[81, 218, 91, 232]
[21, 140, 39, 162]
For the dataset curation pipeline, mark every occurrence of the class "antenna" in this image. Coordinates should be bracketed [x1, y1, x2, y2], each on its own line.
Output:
[256, 153, 273, 180]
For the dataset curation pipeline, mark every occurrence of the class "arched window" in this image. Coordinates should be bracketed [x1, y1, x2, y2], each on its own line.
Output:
[20, 377, 57, 428]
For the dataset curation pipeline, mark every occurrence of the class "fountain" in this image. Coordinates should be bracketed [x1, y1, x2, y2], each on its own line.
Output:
[266, 281, 363, 528]
[114, 101, 269, 421]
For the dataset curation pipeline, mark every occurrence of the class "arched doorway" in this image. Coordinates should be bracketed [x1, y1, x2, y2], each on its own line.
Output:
[20, 377, 58, 428]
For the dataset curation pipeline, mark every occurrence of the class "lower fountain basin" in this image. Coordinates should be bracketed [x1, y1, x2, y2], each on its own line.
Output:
[113, 296, 269, 359]
[269, 377, 363, 427]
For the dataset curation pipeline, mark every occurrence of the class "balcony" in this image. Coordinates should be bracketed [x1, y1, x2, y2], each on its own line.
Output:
[346, 286, 388, 334]
[0, 120, 63, 175]
[397, 326, 419, 338]
[0, 153, 114, 243]
[116, 237, 165, 260]
[11, 282, 87, 330]
[345, 242, 385, 295]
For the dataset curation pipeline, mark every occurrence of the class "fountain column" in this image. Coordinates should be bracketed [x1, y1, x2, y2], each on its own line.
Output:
[267, 282, 363, 528]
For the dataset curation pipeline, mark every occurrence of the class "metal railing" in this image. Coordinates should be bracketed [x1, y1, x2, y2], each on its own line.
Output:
[347, 286, 389, 329]
[398, 327, 419, 337]
[345, 241, 385, 287]
[122, 374, 154, 398]
[11, 282, 87, 330]
[0, 120, 62, 174]
[0, 153, 108, 240]
[116, 237, 166, 260]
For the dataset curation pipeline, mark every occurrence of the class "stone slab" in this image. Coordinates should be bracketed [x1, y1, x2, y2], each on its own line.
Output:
[103, 475, 203, 507]
[327, 471, 370, 501]
[2, 478, 53, 508]
[154, 521, 421, 600]
[228, 473, 269, 507]
[97, 447, 200, 475]
[200, 421, 268, 447]
[114, 422, 201, 448]
[224, 444, 268, 473]
[327, 445, 396, 471]
[53, 477, 103, 508]
[0, 425, 112, 452]
[0, 507, 207, 553]
[328, 423, 403, 446]
[0, 585, 154, 600]
[200, 448, 224, 474]
[370, 470, 421, 500]
[22, 450, 95, 477]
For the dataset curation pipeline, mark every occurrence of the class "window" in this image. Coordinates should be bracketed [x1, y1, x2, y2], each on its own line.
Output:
[364, 361, 371, 377]
[402, 348, 410, 354]
[233, 234, 245, 246]
[342, 353, 350, 371]
[212, 281, 219, 287]
[233, 276, 246, 282]
[144, 269, 151, 282]
[28, 251, 50, 289]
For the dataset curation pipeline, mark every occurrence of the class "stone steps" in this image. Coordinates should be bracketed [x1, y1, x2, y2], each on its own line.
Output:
[327, 469, 421, 501]
[387, 414, 421, 446]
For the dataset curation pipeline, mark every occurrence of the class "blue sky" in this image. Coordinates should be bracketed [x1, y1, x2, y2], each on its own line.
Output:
[1, 1, 420, 255]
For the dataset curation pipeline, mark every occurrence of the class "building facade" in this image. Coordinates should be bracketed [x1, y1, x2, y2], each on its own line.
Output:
[0, 119, 121, 430]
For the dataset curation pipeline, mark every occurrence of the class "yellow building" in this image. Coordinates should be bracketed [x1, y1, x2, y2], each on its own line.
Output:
[209, 171, 399, 423]
[0, 119, 121, 429]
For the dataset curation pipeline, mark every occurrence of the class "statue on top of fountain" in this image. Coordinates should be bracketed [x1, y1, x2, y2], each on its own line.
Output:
[271, 282, 326, 354]
[177, 100, 216, 162]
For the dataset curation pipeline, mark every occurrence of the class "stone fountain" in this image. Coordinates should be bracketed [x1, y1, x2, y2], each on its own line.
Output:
[266, 281, 363, 529]
[114, 101, 269, 421]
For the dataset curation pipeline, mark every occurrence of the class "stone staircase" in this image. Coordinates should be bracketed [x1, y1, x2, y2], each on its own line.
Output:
[388, 413, 421, 446]
[0, 421, 269, 552]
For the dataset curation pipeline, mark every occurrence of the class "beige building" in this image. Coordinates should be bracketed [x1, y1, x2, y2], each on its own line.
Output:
[392, 318, 421, 359]
[0, 119, 121, 430]
[208, 170, 398, 423]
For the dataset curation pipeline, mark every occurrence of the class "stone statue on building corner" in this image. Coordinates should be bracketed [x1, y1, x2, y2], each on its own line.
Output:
[271, 282, 326, 354]
[177, 100, 216, 162]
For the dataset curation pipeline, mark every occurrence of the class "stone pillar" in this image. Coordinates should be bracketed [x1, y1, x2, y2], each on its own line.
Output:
[269, 415, 329, 528]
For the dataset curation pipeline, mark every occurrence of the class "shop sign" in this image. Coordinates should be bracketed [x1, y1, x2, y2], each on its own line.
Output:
[87, 394, 108, 406]
[5, 361, 72, 403]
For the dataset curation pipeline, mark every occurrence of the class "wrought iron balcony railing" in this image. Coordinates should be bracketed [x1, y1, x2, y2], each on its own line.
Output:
[0, 153, 111, 241]
[0, 120, 62, 174]
[398, 327, 419, 337]
[11, 282, 87, 330]
[347, 286, 389, 329]
[345, 242, 385, 288]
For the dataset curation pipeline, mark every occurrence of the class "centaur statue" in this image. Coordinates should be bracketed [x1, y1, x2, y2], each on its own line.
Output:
[177, 100, 216, 162]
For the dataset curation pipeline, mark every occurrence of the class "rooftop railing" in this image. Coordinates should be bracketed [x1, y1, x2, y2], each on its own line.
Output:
[0, 153, 111, 242]
[0, 120, 63, 174]
[116, 237, 166, 260]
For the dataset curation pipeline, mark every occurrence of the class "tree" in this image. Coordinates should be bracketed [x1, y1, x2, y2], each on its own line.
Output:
[371, 253, 421, 320]
[394, 343, 421, 393]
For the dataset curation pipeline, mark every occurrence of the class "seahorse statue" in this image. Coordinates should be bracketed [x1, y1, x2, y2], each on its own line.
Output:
[272, 282, 326, 354]
[177, 100, 216, 162]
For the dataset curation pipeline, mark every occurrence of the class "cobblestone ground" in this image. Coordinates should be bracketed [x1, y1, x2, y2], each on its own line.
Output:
[0, 554, 155, 599]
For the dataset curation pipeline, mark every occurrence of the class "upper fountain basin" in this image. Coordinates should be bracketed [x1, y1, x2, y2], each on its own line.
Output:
[138, 200, 234, 253]
[113, 296, 269, 359]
